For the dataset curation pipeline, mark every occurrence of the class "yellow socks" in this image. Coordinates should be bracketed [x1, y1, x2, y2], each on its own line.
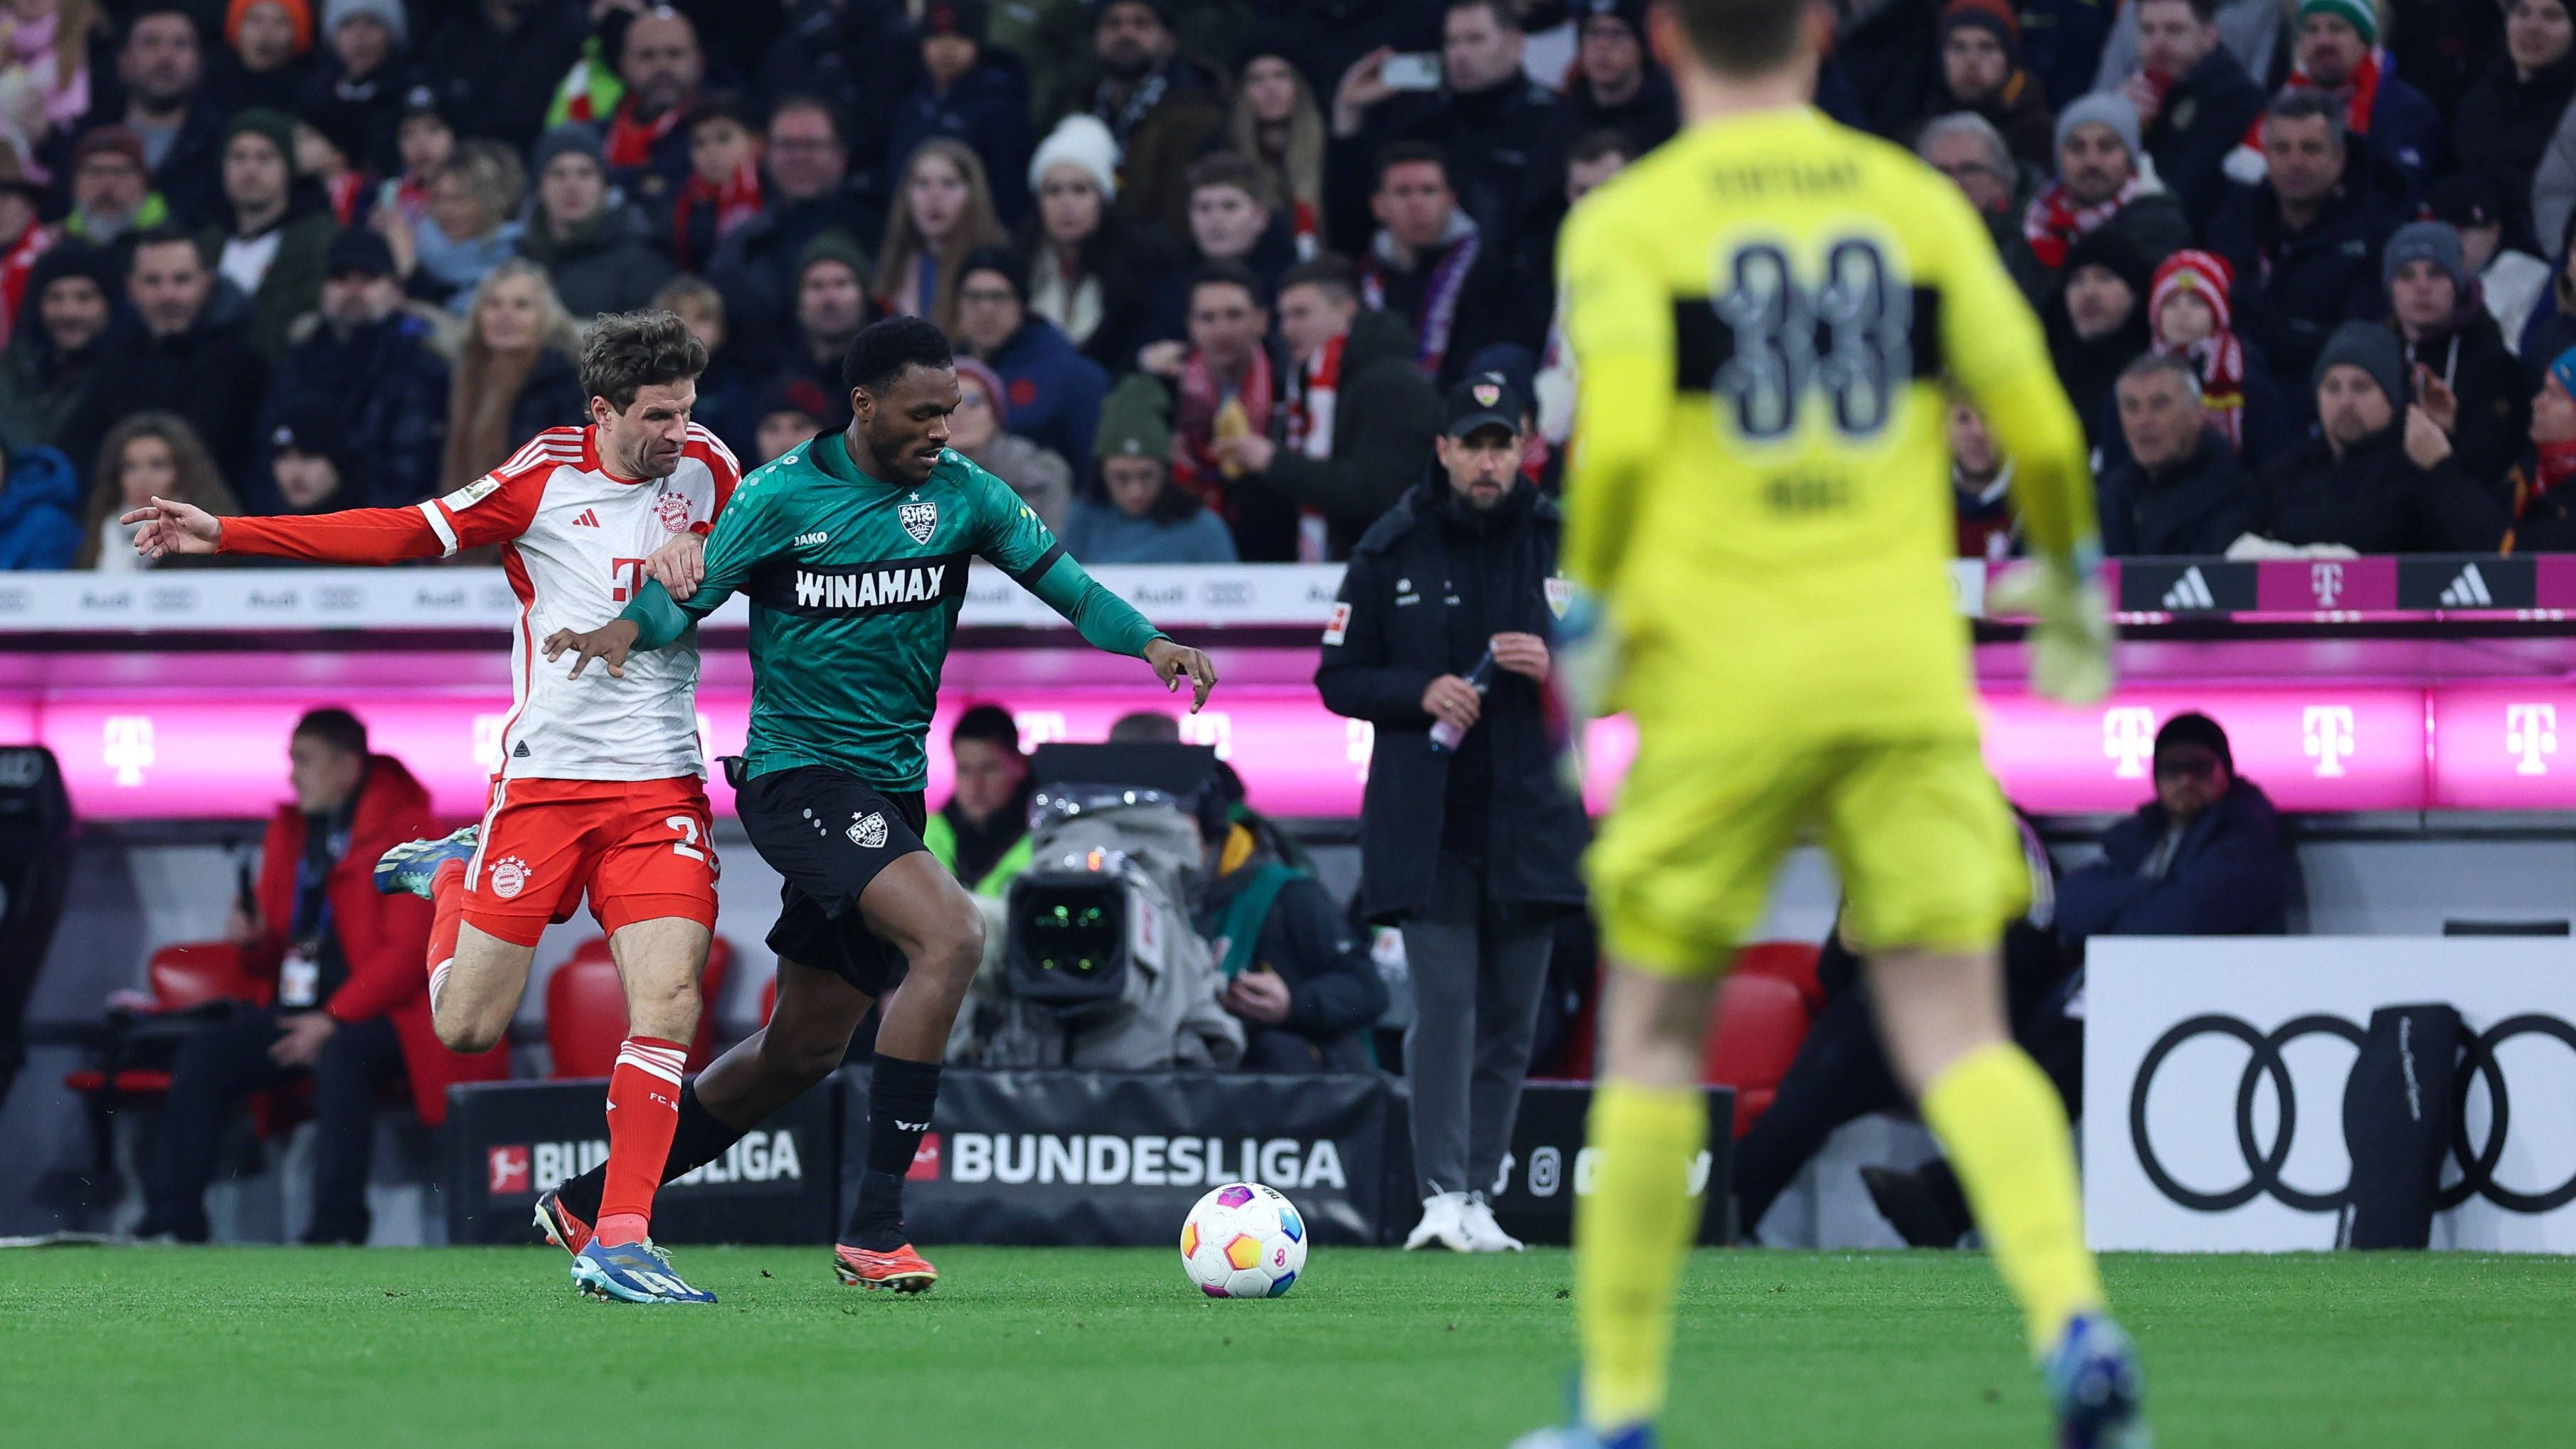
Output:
[1574, 1081, 1708, 1431]
[1919, 1042, 2106, 1357]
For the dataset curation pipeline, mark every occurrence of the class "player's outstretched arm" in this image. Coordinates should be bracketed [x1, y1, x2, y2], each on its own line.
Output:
[1145, 637, 1220, 712]
[121, 497, 221, 558]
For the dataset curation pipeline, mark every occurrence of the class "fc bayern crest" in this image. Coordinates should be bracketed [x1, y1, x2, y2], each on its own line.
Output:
[654, 491, 693, 534]
[848, 812, 888, 849]
[1473, 381, 1501, 407]
[899, 500, 939, 544]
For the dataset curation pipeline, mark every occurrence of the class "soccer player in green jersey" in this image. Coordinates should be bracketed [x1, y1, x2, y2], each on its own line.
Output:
[537, 317, 1218, 1290]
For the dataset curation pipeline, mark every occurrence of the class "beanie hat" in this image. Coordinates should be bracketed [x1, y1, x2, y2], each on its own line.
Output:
[269, 401, 356, 479]
[2311, 319, 2409, 415]
[2382, 219, 2467, 294]
[71, 126, 147, 173]
[953, 356, 1009, 425]
[324, 225, 396, 278]
[1093, 373, 1174, 462]
[2153, 712, 2233, 773]
[1939, 0, 2023, 60]
[1572, 0, 1654, 38]
[531, 122, 605, 178]
[919, 0, 987, 43]
[2055, 91, 2142, 163]
[228, 0, 314, 56]
[25, 243, 117, 305]
[2064, 225, 2152, 299]
[2151, 249, 2234, 336]
[957, 244, 1027, 305]
[1028, 114, 1120, 200]
[223, 107, 300, 173]
[324, 0, 405, 48]
[795, 230, 870, 288]
[294, 90, 369, 166]
[2552, 344, 2576, 403]
[2297, 0, 2378, 46]
[2425, 174, 2501, 233]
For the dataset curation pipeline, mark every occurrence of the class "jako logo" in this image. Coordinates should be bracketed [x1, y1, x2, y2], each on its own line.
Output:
[941, 1133, 1349, 1191]
[795, 531, 829, 547]
[511, 1130, 804, 1195]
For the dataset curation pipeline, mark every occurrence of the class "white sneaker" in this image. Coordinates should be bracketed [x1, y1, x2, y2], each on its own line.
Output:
[1404, 1191, 1473, 1251]
[1458, 1193, 1525, 1253]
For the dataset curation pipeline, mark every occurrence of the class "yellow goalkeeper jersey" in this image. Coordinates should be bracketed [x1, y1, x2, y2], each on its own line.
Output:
[1557, 106, 2094, 741]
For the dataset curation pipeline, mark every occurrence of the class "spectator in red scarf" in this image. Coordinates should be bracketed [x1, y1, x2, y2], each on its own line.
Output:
[2110, 0, 2268, 231]
[1160, 259, 1295, 558]
[1923, 0, 2055, 171]
[2146, 249, 2293, 469]
[2223, 0, 2442, 204]
[1357, 142, 1531, 390]
[2021, 94, 2188, 291]
[666, 93, 763, 273]
[585, 7, 703, 208]
[2506, 346, 2576, 550]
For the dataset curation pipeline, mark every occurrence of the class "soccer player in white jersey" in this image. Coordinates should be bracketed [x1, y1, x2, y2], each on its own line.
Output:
[124, 312, 738, 1305]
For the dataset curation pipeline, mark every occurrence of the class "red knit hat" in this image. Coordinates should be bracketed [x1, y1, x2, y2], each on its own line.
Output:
[1940, 0, 2023, 56]
[2151, 249, 2234, 339]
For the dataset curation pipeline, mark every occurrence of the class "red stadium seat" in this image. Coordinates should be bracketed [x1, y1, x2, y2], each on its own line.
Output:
[1703, 972, 1813, 1138]
[63, 943, 265, 1098]
[544, 935, 734, 1078]
[1732, 940, 1825, 1017]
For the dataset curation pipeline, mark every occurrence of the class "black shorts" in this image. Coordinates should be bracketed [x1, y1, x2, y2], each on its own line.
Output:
[732, 763, 930, 998]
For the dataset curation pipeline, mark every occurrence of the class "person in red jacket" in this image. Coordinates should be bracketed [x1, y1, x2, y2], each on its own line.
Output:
[139, 708, 505, 1243]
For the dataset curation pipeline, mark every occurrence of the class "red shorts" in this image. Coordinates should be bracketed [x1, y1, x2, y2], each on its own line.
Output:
[462, 775, 719, 946]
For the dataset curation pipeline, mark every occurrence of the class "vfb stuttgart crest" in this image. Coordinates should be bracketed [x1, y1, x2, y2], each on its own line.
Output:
[654, 490, 693, 534]
[848, 812, 889, 849]
[899, 500, 939, 545]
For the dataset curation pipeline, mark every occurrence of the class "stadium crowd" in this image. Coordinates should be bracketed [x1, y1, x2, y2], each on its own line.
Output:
[0, 0, 2572, 570]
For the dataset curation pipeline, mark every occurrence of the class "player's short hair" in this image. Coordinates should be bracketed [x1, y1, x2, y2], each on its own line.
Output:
[2118, 351, 2200, 395]
[1374, 139, 1449, 189]
[580, 310, 709, 413]
[1670, 0, 1811, 77]
[1567, 127, 1633, 169]
[292, 706, 369, 758]
[2265, 88, 2348, 149]
[952, 704, 1020, 755]
[843, 314, 955, 395]
[2138, 0, 2220, 21]
[1188, 259, 1266, 309]
[1185, 152, 1278, 211]
[1276, 254, 1359, 304]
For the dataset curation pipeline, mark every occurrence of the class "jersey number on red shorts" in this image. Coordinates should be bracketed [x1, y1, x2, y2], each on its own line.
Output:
[667, 816, 707, 864]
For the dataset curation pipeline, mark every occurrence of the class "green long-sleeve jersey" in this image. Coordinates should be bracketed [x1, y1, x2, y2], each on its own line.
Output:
[620, 432, 1165, 790]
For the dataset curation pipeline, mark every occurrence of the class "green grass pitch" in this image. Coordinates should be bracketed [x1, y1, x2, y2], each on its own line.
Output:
[3, 1247, 2571, 1448]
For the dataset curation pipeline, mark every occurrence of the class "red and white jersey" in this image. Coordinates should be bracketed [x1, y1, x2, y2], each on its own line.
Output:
[222, 424, 741, 782]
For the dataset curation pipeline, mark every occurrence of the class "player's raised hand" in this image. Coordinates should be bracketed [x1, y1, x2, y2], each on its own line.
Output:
[1987, 562, 2116, 706]
[1145, 637, 1219, 712]
[645, 531, 706, 601]
[544, 619, 642, 679]
[120, 496, 221, 558]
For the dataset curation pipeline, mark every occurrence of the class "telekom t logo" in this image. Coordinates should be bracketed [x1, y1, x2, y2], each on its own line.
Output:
[102, 716, 154, 786]
[2102, 707, 2156, 779]
[2304, 706, 2355, 777]
[2311, 563, 2345, 608]
[2508, 704, 2558, 776]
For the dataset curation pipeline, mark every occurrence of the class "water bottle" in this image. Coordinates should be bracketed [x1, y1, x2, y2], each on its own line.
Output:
[1429, 647, 1496, 753]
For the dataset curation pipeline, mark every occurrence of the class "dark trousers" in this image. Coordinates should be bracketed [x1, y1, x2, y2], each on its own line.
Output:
[142, 1007, 406, 1243]
[1399, 852, 1554, 1200]
[1732, 975, 2086, 1237]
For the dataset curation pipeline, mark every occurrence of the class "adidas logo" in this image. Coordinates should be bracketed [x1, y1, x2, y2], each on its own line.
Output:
[2439, 563, 2495, 607]
[513, 741, 531, 758]
[573, 509, 601, 528]
[2161, 566, 2217, 610]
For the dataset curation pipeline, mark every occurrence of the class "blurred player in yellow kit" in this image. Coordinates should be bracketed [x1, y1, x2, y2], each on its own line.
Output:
[1515, 1, 2143, 1447]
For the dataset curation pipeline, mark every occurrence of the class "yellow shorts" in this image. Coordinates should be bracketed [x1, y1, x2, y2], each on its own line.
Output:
[1586, 731, 2028, 975]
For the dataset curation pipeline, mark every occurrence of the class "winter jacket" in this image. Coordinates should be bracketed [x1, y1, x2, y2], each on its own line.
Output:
[2400, 309, 2532, 509]
[199, 210, 339, 362]
[416, 1, 591, 149]
[502, 349, 590, 452]
[2143, 46, 2269, 231]
[1929, 69, 2057, 172]
[244, 755, 509, 1125]
[1194, 831, 1388, 1074]
[2011, 0, 2116, 113]
[253, 309, 453, 512]
[2256, 427, 2511, 556]
[298, 58, 418, 177]
[959, 432, 1073, 536]
[2452, 51, 2576, 255]
[69, 104, 230, 229]
[2092, 0, 2284, 107]
[2506, 450, 2576, 553]
[1316, 477, 1588, 923]
[2205, 179, 2400, 399]
[985, 317, 1108, 482]
[2098, 426, 2262, 557]
[1059, 497, 1239, 564]
[2056, 779, 2291, 940]
[0, 319, 98, 454]
[2535, 105, 2576, 265]
[0, 445, 80, 569]
[703, 188, 881, 376]
[885, 55, 1035, 226]
[60, 311, 271, 491]
[1359, 221, 1536, 391]
[1554, 66, 1680, 160]
[1027, 213, 1189, 376]
[758, 0, 922, 216]
[1327, 76, 1565, 262]
[516, 206, 679, 322]
[2044, 304, 2149, 456]
[1239, 309, 1441, 559]
[1088, 58, 1231, 243]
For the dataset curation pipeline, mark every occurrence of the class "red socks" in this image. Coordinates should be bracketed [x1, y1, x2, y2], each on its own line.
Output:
[425, 859, 465, 1012]
[597, 1036, 688, 1247]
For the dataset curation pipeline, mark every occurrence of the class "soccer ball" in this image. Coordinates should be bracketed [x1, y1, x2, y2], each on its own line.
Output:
[1180, 1182, 1306, 1298]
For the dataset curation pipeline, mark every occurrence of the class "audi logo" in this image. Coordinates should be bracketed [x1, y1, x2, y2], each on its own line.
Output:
[2129, 1013, 2576, 1216]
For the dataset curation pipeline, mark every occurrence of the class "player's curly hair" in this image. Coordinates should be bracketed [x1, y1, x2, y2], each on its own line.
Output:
[580, 309, 709, 414]
[842, 315, 955, 396]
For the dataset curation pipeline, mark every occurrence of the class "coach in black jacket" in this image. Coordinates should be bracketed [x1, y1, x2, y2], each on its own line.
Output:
[1316, 371, 1586, 1250]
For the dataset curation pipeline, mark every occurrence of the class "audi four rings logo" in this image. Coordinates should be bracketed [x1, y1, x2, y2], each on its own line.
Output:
[2128, 1013, 2576, 1215]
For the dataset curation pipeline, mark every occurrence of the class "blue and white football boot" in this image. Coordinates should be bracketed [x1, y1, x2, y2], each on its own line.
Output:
[373, 826, 479, 898]
[571, 1238, 717, 1305]
[2045, 1313, 2151, 1448]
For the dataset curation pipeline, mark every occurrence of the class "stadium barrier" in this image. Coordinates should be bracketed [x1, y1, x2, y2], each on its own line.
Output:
[2084, 937, 2576, 1253]
[442, 1070, 1736, 1248]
